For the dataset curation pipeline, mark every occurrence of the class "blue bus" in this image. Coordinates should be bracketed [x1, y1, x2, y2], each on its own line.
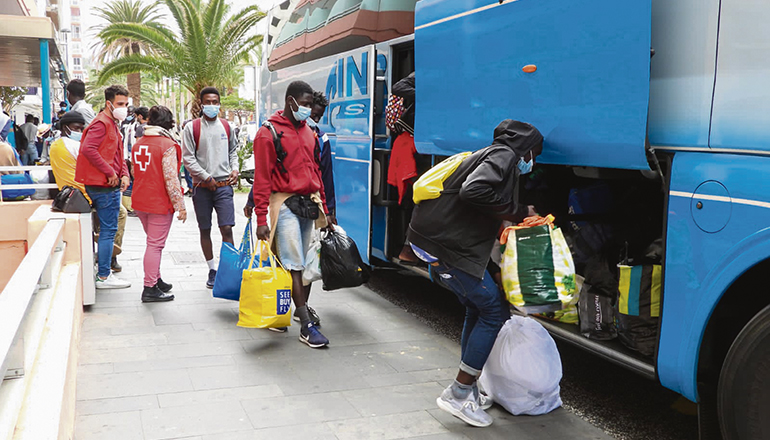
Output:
[258, 1, 770, 438]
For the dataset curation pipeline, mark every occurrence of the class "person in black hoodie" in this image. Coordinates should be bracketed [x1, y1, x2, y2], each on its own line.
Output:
[408, 119, 543, 428]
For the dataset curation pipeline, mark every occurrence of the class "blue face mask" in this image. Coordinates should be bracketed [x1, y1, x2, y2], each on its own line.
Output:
[306, 118, 318, 128]
[517, 157, 534, 175]
[290, 97, 311, 122]
[126, 115, 135, 122]
[202, 105, 220, 119]
[69, 131, 82, 142]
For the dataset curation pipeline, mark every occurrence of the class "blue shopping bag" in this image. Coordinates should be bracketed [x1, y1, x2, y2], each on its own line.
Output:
[213, 221, 253, 301]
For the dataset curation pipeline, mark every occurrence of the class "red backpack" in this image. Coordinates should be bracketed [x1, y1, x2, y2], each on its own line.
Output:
[191, 118, 231, 151]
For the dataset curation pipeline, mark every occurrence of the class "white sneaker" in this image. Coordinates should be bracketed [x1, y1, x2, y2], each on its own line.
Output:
[436, 385, 493, 428]
[95, 273, 131, 290]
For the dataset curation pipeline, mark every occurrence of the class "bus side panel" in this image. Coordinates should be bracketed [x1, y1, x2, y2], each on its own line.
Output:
[648, 0, 719, 148]
[258, 46, 375, 263]
[413, 0, 651, 170]
[660, 152, 770, 401]
[709, 0, 770, 151]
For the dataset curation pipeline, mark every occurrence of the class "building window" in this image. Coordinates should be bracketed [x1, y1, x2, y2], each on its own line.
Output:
[73, 57, 82, 68]
[73, 25, 80, 39]
[72, 42, 81, 54]
[74, 74, 84, 80]
[71, 0, 78, 5]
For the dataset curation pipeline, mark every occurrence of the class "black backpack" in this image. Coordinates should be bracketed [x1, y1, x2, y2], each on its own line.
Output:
[13, 124, 27, 151]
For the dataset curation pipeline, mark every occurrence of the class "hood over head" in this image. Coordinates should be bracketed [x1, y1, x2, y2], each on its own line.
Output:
[491, 119, 543, 159]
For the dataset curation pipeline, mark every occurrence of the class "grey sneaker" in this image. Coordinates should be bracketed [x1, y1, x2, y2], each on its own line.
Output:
[436, 385, 493, 428]
[474, 384, 493, 411]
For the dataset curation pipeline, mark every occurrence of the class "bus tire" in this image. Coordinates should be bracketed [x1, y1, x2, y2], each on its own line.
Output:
[718, 303, 770, 440]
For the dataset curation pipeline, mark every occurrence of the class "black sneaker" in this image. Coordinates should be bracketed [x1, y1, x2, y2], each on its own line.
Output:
[111, 256, 122, 273]
[293, 306, 321, 326]
[155, 278, 172, 293]
[141, 285, 174, 303]
[206, 269, 216, 289]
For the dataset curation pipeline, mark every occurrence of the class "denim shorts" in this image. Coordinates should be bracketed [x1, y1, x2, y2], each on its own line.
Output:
[274, 203, 314, 271]
[192, 185, 235, 230]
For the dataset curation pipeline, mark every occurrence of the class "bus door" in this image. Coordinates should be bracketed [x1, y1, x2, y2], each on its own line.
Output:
[371, 37, 415, 262]
[413, 0, 652, 170]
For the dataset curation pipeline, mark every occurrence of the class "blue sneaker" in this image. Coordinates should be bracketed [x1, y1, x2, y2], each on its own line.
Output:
[206, 269, 216, 289]
[299, 322, 329, 348]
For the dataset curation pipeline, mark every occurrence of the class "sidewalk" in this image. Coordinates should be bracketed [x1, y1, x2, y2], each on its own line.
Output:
[74, 192, 613, 440]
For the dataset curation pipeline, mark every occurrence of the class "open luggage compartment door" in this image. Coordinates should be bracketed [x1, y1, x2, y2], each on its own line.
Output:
[414, 0, 652, 170]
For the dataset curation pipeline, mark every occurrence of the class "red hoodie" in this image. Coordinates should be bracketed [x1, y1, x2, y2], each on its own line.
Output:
[252, 111, 327, 226]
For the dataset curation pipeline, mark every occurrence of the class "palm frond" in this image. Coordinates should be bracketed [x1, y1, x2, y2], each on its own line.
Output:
[99, 23, 183, 60]
[97, 53, 177, 85]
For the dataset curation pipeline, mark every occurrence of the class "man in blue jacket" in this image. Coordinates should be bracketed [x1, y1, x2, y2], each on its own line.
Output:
[308, 91, 336, 225]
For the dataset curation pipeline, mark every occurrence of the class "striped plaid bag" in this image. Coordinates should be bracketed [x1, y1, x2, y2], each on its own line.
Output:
[616, 265, 662, 356]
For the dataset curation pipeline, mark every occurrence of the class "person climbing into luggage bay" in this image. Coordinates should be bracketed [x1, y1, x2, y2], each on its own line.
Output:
[407, 119, 543, 427]
[251, 81, 331, 348]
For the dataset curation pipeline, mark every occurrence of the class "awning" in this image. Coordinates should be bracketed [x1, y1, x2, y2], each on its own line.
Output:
[0, 15, 69, 88]
[267, 0, 416, 70]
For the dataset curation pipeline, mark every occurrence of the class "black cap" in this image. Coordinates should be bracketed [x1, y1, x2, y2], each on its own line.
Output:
[59, 111, 86, 126]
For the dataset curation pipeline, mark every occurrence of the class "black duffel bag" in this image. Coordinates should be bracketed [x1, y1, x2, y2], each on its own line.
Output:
[52, 185, 91, 213]
[320, 230, 370, 291]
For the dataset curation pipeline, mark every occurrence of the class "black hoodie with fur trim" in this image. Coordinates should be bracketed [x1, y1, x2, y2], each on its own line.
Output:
[407, 120, 543, 279]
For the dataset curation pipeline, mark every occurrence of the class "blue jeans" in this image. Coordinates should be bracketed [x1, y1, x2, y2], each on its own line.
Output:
[86, 187, 121, 278]
[21, 143, 38, 165]
[183, 167, 193, 190]
[433, 262, 510, 376]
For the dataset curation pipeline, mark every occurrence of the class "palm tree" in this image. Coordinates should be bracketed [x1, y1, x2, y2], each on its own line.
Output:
[92, 0, 164, 106]
[96, 0, 265, 118]
[86, 69, 162, 111]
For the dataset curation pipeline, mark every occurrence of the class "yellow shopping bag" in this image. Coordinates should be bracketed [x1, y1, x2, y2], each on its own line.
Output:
[237, 241, 293, 329]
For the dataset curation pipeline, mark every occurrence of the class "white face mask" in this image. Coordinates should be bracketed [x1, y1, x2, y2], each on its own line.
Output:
[109, 101, 128, 121]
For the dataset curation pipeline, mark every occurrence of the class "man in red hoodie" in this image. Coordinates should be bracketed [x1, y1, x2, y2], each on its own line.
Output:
[252, 80, 330, 348]
[75, 85, 131, 290]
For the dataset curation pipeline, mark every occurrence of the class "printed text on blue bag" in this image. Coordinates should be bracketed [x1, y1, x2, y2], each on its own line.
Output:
[277, 290, 291, 315]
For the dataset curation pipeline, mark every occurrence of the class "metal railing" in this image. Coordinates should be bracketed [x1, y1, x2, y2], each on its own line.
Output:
[0, 165, 59, 194]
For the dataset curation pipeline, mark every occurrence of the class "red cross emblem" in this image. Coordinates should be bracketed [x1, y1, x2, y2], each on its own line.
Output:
[133, 145, 152, 172]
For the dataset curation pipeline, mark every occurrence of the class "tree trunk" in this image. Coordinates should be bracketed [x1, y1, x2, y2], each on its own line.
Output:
[127, 73, 141, 106]
[127, 43, 141, 106]
[190, 98, 202, 120]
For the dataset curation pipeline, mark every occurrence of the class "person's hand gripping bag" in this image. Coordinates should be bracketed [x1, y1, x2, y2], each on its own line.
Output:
[237, 241, 293, 329]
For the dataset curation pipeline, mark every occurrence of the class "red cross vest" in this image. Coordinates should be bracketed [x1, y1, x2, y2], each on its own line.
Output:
[75, 111, 122, 186]
[131, 134, 182, 215]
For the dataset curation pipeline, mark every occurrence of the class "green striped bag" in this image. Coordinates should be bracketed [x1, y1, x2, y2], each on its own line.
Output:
[616, 265, 662, 356]
[501, 225, 577, 312]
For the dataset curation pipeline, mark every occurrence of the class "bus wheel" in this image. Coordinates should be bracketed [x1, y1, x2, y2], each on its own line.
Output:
[718, 303, 770, 440]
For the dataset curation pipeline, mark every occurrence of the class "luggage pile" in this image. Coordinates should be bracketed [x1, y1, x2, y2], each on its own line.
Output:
[499, 197, 663, 357]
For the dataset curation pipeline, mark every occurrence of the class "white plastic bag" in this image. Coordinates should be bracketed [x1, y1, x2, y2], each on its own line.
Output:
[30, 168, 50, 201]
[478, 315, 563, 416]
[302, 229, 322, 286]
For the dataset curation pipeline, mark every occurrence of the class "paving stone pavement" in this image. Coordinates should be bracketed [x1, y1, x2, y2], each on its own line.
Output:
[74, 193, 615, 440]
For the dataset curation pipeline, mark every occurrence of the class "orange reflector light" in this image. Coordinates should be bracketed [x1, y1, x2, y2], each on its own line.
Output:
[522, 65, 537, 73]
